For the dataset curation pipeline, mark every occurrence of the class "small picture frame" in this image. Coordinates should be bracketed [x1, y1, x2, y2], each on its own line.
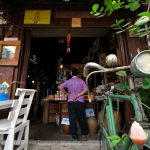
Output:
[0, 41, 21, 66]
[0, 11, 8, 25]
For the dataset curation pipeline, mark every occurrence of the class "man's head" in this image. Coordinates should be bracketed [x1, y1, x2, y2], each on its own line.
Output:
[72, 69, 79, 76]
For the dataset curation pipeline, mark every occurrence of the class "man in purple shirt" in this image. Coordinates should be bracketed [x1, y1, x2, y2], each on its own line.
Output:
[58, 69, 88, 140]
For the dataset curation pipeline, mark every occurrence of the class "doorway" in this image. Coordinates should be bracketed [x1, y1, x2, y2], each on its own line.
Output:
[26, 27, 115, 141]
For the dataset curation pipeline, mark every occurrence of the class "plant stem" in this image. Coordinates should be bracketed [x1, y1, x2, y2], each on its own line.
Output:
[142, 102, 150, 111]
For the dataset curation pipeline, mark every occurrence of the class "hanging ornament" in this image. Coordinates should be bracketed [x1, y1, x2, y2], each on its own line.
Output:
[66, 30, 71, 53]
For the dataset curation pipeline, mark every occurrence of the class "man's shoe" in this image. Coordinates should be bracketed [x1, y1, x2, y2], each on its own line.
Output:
[80, 135, 87, 141]
[72, 135, 79, 141]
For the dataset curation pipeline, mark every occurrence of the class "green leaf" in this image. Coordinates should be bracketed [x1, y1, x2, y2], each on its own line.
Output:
[96, 14, 106, 18]
[115, 83, 127, 91]
[145, 0, 150, 2]
[110, 23, 118, 28]
[108, 135, 120, 141]
[93, 12, 101, 16]
[116, 71, 127, 76]
[90, 11, 94, 15]
[108, 10, 114, 16]
[125, 5, 130, 9]
[130, 144, 138, 150]
[117, 19, 125, 24]
[137, 33, 148, 38]
[134, 16, 150, 26]
[138, 12, 150, 17]
[100, 6, 104, 13]
[92, 4, 100, 12]
[115, 80, 130, 92]
[112, 2, 121, 10]
[120, 134, 127, 144]
[122, 22, 130, 28]
[142, 77, 150, 89]
[129, 27, 137, 31]
[112, 140, 120, 147]
[104, 0, 109, 6]
[116, 30, 124, 34]
[128, 1, 140, 11]
[139, 89, 150, 103]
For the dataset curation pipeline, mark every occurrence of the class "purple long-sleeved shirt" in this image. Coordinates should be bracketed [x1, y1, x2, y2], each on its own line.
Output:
[59, 76, 87, 103]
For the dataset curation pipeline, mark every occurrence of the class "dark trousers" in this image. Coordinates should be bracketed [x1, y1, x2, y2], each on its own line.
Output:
[68, 101, 88, 137]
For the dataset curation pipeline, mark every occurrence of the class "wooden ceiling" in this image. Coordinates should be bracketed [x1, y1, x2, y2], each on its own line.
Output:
[2, 0, 98, 10]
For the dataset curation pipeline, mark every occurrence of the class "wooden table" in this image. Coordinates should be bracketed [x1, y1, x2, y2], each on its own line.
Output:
[43, 99, 67, 126]
[42, 99, 96, 125]
[0, 100, 15, 110]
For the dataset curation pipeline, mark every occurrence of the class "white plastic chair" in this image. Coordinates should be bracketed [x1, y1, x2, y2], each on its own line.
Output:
[0, 88, 36, 150]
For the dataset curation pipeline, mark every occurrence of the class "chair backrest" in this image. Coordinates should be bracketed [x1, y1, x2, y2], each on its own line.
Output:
[8, 88, 36, 128]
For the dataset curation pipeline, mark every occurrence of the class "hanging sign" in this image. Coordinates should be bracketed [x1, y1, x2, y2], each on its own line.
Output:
[24, 10, 51, 24]
[71, 18, 81, 27]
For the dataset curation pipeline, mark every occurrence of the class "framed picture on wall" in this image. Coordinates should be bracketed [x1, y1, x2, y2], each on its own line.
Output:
[0, 41, 21, 66]
[0, 11, 8, 25]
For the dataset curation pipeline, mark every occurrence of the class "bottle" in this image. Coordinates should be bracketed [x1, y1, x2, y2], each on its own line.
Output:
[0, 84, 2, 94]
[4, 85, 8, 94]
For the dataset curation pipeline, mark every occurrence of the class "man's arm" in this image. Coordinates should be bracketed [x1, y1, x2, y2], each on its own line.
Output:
[58, 85, 68, 95]
[77, 88, 87, 97]
[73, 87, 87, 101]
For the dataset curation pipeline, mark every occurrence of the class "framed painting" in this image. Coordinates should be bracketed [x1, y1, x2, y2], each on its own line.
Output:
[0, 41, 21, 66]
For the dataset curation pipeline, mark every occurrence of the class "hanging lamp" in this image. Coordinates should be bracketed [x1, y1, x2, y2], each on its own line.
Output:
[66, 29, 71, 53]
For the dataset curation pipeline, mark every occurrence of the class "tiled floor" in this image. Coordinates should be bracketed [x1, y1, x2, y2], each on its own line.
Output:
[29, 120, 101, 150]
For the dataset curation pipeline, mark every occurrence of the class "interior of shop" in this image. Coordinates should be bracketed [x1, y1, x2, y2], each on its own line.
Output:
[26, 27, 122, 141]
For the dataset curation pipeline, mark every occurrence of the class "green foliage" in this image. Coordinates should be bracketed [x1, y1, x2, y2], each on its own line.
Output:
[115, 80, 130, 92]
[115, 71, 130, 92]
[91, 0, 150, 37]
[142, 76, 150, 89]
[108, 134, 127, 148]
[116, 70, 127, 76]
[127, 0, 141, 11]
[139, 77, 150, 119]
[129, 143, 139, 150]
[114, 73, 150, 119]
[91, 0, 142, 17]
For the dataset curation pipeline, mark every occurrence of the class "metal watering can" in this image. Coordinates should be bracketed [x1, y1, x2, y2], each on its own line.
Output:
[130, 50, 150, 76]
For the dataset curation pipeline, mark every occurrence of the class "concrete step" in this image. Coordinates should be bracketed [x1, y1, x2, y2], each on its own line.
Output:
[28, 140, 101, 150]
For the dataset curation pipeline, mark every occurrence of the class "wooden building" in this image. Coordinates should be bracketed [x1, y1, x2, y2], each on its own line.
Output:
[0, 0, 146, 98]
[0, 0, 147, 132]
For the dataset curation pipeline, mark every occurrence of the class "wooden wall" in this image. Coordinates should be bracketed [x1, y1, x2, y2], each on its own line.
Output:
[0, 2, 147, 99]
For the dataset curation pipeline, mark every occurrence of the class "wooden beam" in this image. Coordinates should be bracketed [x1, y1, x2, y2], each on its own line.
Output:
[55, 11, 95, 18]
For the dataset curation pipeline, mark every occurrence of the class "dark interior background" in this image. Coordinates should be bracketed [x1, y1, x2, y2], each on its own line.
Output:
[27, 37, 97, 88]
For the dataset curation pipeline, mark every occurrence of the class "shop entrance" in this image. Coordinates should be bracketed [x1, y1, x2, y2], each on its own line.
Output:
[25, 27, 116, 141]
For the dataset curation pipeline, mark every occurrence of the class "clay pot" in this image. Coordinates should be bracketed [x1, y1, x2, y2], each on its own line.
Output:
[87, 117, 98, 134]
[62, 124, 70, 134]
[98, 110, 122, 133]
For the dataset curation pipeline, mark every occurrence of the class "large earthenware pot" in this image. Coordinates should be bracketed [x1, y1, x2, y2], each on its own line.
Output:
[87, 117, 98, 134]
[98, 110, 122, 133]
[62, 124, 70, 134]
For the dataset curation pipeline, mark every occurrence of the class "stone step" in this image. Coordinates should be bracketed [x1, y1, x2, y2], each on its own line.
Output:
[28, 140, 102, 150]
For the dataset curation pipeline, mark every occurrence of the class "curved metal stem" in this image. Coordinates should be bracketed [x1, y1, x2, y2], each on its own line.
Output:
[86, 65, 130, 102]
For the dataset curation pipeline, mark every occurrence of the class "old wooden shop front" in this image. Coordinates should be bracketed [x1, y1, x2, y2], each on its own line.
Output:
[0, 0, 147, 143]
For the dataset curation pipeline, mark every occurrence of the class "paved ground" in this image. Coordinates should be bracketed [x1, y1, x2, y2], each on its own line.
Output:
[28, 140, 101, 150]
[29, 121, 98, 141]
[28, 119, 101, 150]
